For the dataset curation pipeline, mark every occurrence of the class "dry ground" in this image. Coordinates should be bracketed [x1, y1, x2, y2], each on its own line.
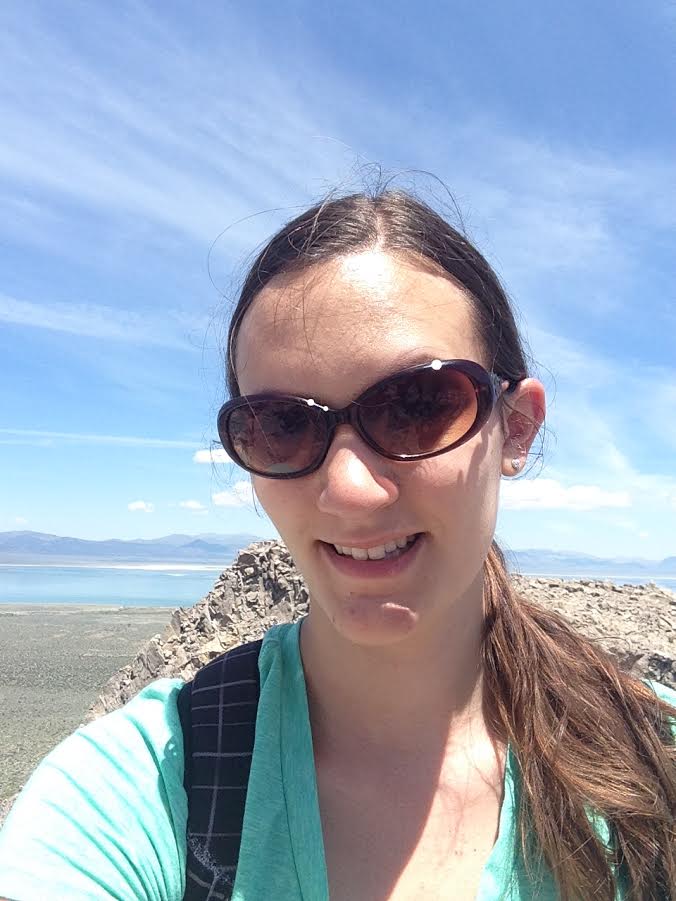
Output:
[0, 605, 172, 797]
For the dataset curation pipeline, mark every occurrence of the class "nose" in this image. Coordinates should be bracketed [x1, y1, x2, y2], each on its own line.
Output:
[317, 425, 399, 516]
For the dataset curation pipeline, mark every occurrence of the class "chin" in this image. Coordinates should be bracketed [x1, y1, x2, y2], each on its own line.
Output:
[312, 590, 422, 648]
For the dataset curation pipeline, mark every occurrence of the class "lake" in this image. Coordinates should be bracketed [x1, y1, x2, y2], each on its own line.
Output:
[0, 564, 674, 607]
[0, 565, 223, 607]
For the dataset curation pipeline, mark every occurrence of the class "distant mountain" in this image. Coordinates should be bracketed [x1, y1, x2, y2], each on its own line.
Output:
[508, 548, 676, 578]
[0, 531, 263, 565]
[1, 532, 674, 576]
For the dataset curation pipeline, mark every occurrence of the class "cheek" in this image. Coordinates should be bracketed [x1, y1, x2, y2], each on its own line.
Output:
[251, 476, 287, 523]
[420, 440, 503, 533]
[252, 477, 311, 549]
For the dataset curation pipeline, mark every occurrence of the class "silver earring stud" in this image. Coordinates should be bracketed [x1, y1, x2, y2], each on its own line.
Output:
[511, 458, 521, 472]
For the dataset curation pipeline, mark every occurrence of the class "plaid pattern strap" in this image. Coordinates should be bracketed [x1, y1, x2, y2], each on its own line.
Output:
[177, 639, 263, 901]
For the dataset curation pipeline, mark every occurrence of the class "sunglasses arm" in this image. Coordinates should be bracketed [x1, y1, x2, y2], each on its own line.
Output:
[491, 373, 519, 399]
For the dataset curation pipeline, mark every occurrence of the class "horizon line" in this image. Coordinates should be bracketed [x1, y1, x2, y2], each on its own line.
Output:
[0, 529, 672, 564]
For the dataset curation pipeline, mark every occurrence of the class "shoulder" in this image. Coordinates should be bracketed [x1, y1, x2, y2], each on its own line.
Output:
[643, 677, 676, 706]
[643, 677, 676, 721]
[0, 678, 187, 901]
[85, 675, 187, 749]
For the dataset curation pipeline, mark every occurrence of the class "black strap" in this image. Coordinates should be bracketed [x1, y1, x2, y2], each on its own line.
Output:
[178, 639, 263, 901]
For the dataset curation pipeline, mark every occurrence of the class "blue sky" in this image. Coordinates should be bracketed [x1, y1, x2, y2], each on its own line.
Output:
[1, 0, 675, 558]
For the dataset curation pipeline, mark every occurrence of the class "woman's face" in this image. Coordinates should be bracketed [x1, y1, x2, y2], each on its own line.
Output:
[235, 251, 537, 648]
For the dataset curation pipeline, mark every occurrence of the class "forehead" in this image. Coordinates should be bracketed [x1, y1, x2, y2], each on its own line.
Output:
[235, 251, 484, 404]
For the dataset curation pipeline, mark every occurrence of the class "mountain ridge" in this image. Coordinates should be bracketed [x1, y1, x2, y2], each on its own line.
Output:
[1, 531, 675, 575]
[0, 531, 261, 565]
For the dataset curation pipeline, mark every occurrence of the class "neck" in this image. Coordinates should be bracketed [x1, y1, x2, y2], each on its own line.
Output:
[299, 573, 496, 765]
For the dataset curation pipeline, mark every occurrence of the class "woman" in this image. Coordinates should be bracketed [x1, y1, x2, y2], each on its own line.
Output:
[0, 188, 674, 901]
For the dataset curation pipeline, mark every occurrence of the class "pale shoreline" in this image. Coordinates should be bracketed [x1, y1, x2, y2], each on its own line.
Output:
[1, 561, 674, 582]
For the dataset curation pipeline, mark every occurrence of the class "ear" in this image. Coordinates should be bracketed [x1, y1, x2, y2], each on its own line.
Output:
[500, 378, 546, 476]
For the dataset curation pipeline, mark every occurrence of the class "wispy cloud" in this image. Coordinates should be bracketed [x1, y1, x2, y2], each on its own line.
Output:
[128, 500, 154, 513]
[0, 428, 197, 449]
[179, 499, 206, 510]
[528, 326, 676, 472]
[194, 448, 233, 464]
[0, 4, 343, 254]
[0, 0, 673, 461]
[0, 292, 200, 348]
[212, 481, 254, 507]
[501, 478, 631, 511]
[5, 0, 672, 283]
[1, 3, 673, 556]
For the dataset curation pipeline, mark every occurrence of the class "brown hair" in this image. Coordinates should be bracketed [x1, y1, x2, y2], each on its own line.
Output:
[225, 188, 676, 900]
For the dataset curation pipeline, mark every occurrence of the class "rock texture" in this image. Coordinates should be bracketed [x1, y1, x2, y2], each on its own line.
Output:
[0, 796, 16, 829]
[87, 541, 675, 723]
[86, 540, 309, 720]
[1, 541, 673, 831]
[511, 574, 675, 687]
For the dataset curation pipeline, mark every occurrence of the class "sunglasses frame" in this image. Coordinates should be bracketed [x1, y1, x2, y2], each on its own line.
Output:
[217, 359, 515, 480]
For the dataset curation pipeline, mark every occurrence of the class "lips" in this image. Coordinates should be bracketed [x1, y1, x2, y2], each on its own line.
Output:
[319, 533, 424, 578]
[333, 534, 418, 560]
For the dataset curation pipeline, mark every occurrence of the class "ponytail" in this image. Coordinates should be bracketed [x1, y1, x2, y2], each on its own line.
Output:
[481, 541, 676, 900]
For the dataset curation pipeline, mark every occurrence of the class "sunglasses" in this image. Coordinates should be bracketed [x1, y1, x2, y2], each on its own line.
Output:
[217, 359, 515, 480]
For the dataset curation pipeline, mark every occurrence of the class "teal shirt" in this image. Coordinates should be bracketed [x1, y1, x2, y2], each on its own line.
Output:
[0, 620, 674, 900]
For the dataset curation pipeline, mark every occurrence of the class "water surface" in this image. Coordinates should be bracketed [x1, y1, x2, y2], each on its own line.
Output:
[0, 565, 222, 607]
[0, 564, 673, 607]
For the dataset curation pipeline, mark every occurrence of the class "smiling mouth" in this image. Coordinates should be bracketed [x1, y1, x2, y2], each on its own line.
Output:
[325, 533, 422, 561]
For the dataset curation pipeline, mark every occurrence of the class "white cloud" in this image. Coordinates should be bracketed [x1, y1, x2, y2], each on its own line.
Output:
[128, 500, 155, 513]
[622, 472, 676, 509]
[179, 499, 206, 510]
[2, 0, 674, 349]
[530, 326, 676, 455]
[193, 448, 233, 464]
[501, 478, 631, 511]
[2, 1, 674, 280]
[0, 292, 197, 348]
[14, 516, 28, 525]
[0, 5, 335, 255]
[0, 428, 197, 449]
[212, 481, 254, 507]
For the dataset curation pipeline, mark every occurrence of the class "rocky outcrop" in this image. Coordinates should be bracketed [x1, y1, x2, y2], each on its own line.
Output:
[0, 795, 17, 829]
[85, 540, 309, 720]
[1, 541, 674, 831]
[511, 574, 675, 687]
[86, 541, 675, 723]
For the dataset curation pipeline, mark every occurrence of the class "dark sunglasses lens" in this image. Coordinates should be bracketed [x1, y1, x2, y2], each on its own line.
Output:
[225, 400, 327, 475]
[358, 367, 478, 455]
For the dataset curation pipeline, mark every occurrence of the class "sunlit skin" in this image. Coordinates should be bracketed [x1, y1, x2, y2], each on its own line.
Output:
[235, 248, 545, 775]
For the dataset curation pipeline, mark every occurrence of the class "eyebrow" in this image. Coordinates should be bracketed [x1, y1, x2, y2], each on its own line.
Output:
[386, 348, 447, 371]
[324, 351, 451, 405]
[246, 351, 462, 402]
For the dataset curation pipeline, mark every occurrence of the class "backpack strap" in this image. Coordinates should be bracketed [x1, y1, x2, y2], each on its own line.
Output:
[177, 638, 263, 901]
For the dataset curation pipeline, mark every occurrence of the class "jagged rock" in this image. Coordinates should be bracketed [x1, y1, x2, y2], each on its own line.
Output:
[511, 574, 675, 688]
[85, 540, 310, 721]
[85, 543, 675, 724]
[0, 541, 674, 831]
[0, 794, 17, 829]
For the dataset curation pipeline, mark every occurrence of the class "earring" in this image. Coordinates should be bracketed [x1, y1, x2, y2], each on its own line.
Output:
[511, 458, 521, 472]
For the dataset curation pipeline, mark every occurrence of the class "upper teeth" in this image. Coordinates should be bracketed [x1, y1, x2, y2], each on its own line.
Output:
[333, 535, 417, 560]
